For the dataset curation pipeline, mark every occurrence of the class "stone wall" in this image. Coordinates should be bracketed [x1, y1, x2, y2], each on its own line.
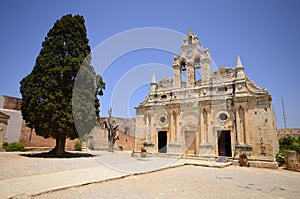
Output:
[89, 125, 136, 151]
[1, 95, 22, 110]
[284, 150, 300, 172]
[0, 96, 23, 143]
[277, 128, 300, 139]
[19, 123, 78, 150]
[99, 117, 135, 136]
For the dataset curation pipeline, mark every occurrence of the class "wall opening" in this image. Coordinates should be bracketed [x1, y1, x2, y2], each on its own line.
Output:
[158, 131, 167, 153]
[217, 130, 232, 157]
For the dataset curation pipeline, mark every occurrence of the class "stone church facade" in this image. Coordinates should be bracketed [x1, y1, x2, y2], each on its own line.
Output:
[135, 31, 278, 167]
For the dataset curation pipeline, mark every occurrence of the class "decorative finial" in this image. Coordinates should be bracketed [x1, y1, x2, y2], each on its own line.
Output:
[236, 56, 244, 68]
[151, 73, 157, 84]
[189, 29, 192, 33]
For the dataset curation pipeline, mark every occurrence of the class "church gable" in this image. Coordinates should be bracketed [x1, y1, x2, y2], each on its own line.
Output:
[135, 31, 278, 169]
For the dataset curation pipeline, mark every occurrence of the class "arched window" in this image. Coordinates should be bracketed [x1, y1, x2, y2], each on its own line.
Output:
[180, 60, 186, 71]
[188, 36, 192, 44]
[124, 126, 130, 135]
[194, 57, 201, 69]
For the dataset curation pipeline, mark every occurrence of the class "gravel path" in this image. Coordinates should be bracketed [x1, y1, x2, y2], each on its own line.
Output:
[1, 151, 299, 199]
[0, 152, 100, 180]
[34, 165, 300, 199]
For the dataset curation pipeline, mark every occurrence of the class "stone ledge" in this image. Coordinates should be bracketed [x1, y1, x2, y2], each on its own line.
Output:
[232, 159, 278, 169]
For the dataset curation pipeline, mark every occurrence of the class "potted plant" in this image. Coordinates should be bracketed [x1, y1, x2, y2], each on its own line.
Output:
[141, 147, 147, 158]
[239, 151, 249, 167]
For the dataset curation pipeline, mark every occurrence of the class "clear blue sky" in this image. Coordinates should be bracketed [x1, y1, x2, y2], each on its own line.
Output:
[1, 0, 299, 128]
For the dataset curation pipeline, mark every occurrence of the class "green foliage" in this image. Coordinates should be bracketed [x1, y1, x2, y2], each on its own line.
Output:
[275, 152, 285, 166]
[279, 136, 300, 153]
[277, 136, 300, 166]
[19, 14, 105, 155]
[5, 142, 25, 152]
[291, 142, 300, 152]
[74, 140, 82, 151]
[118, 146, 123, 151]
[2, 142, 8, 147]
[88, 141, 94, 150]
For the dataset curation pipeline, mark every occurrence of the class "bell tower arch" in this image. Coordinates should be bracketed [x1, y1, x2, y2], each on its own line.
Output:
[172, 30, 211, 88]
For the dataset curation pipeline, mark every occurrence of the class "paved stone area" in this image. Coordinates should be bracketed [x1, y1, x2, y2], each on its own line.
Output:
[35, 166, 300, 199]
[0, 151, 299, 199]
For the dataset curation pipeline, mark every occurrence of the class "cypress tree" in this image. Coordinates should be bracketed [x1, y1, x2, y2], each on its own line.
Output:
[20, 14, 104, 157]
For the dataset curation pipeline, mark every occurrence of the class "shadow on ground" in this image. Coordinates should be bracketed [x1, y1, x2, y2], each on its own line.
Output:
[19, 151, 95, 158]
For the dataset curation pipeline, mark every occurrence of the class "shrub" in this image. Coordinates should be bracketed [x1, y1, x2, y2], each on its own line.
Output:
[88, 141, 94, 150]
[291, 142, 300, 153]
[74, 140, 82, 151]
[2, 142, 8, 148]
[276, 152, 285, 166]
[5, 142, 25, 152]
[118, 146, 123, 151]
[279, 136, 300, 153]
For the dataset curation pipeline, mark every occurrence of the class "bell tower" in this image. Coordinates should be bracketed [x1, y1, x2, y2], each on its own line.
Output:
[173, 30, 211, 88]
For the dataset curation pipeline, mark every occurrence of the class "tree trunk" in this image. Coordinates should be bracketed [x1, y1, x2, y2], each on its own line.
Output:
[50, 136, 66, 157]
[108, 140, 114, 152]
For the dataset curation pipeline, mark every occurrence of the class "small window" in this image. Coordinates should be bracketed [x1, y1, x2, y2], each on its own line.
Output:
[195, 57, 201, 69]
[219, 113, 228, 121]
[124, 126, 130, 134]
[160, 116, 167, 124]
[188, 36, 192, 44]
[187, 50, 193, 57]
[161, 94, 167, 99]
[218, 87, 227, 92]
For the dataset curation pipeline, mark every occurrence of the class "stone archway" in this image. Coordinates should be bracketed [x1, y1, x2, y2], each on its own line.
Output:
[217, 130, 232, 157]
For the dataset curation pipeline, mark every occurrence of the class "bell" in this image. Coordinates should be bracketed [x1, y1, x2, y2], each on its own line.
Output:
[195, 63, 201, 69]
[181, 61, 186, 71]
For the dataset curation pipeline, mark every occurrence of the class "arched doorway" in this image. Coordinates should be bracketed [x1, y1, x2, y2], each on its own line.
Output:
[217, 130, 232, 157]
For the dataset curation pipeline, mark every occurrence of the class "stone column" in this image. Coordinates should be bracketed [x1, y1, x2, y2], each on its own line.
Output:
[170, 112, 174, 142]
[145, 113, 150, 142]
[201, 49, 211, 83]
[186, 62, 195, 87]
[239, 108, 246, 144]
[174, 112, 178, 142]
[200, 109, 207, 144]
[206, 108, 211, 143]
[173, 64, 181, 88]
[235, 107, 241, 145]
[244, 110, 250, 144]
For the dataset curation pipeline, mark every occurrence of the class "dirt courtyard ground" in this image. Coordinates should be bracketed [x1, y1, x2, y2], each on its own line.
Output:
[0, 151, 299, 199]
[35, 165, 299, 199]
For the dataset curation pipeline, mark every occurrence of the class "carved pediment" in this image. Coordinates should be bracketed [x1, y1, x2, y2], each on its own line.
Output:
[245, 76, 268, 95]
[158, 77, 173, 89]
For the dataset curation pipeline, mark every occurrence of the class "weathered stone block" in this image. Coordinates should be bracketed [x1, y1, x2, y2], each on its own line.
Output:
[285, 150, 300, 172]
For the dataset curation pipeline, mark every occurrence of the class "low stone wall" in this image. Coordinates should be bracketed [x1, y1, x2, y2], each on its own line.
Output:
[284, 150, 300, 172]
[19, 123, 78, 150]
[232, 157, 278, 169]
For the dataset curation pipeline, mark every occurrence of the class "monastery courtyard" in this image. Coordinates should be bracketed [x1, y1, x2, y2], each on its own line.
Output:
[0, 151, 299, 199]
